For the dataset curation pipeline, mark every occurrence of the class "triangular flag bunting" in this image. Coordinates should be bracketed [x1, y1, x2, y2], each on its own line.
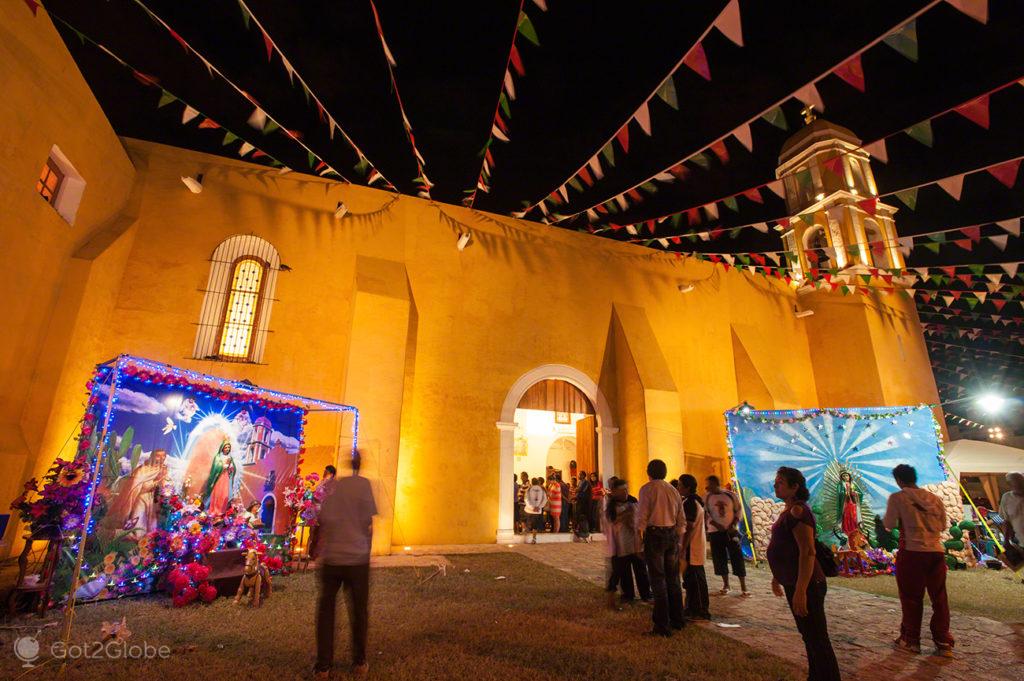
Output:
[714, 0, 744, 47]
[990, 235, 1009, 251]
[857, 198, 878, 216]
[634, 101, 652, 136]
[616, 124, 630, 153]
[182, 105, 200, 124]
[761, 107, 788, 130]
[987, 158, 1021, 188]
[883, 21, 918, 62]
[683, 43, 711, 81]
[247, 107, 267, 131]
[863, 139, 888, 164]
[953, 94, 990, 129]
[518, 12, 540, 46]
[656, 76, 678, 110]
[733, 123, 753, 152]
[238, 142, 254, 157]
[833, 54, 865, 92]
[997, 218, 1020, 236]
[794, 83, 825, 112]
[937, 174, 965, 200]
[894, 188, 918, 210]
[905, 121, 933, 147]
[945, 0, 989, 24]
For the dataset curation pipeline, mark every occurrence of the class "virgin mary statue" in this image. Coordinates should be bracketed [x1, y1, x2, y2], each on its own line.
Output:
[202, 440, 237, 515]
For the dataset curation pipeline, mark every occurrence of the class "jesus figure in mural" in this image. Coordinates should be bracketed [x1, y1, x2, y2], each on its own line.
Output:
[202, 440, 237, 516]
[106, 449, 168, 538]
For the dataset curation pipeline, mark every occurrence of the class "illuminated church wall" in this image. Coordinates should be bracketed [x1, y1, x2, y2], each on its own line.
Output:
[0, 14, 942, 553]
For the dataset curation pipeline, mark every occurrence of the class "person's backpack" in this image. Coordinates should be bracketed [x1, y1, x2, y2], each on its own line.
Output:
[815, 540, 839, 577]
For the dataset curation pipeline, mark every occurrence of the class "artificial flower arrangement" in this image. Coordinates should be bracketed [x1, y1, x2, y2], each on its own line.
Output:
[282, 471, 326, 524]
[166, 561, 218, 607]
[9, 456, 90, 539]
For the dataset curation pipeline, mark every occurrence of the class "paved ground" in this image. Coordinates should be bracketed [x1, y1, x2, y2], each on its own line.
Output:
[514, 542, 1024, 681]
[291, 542, 1024, 679]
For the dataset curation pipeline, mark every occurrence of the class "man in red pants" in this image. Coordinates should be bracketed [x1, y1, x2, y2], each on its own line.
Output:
[884, 464, 954, 658]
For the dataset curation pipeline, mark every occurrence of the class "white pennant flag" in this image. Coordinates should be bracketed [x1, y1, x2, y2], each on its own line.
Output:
[714, 0, 744, 46]
[654, 172, 676, 182]
[181, 105, 200, 124]
[557, 184, 569, 202]
[898, 237, 913, 255]
[766, 252, 780, 265]
[589, 155, 604, 180]
[990, 235, 1009, 251]
[936, 174, 965, 200]
[504, 70, 516, 100]
[863, 139, 888, 164]
[238, 142, 254, 157]
[914, 267, 930, 280]
[996, 218, 1020, 236]
[1000, 262, 1018, 278]
[698, 232, 711, 241]
[747, 266, 757, 275]
[491, 124, 509, 142]
[586, 208, 598, 221]
[282, 57, 296, 84]
[247, 107, 267, 131]
[329, 117, 338, 140]
[945, 0, 989, 24]
[733, 123, 753, 152]
[704, 203, 719, 220]
[752, 222, 769, 233]
[626, 224, 638, 236]
[722, 254, 735, 265]
[658, 238, 669, 248]
[975, 291, 987, 303]
[635, 101, 652, 136]
[614, 194, 628, 210]
[766, 180, 785, 198]
[794, 83, 825, 113]
[986, 273, 1003, 285]
[943, 296, 955, 307]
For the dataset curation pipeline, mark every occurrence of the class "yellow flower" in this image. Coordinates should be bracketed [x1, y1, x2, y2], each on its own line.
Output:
[188, 521, 202, 535]
[59, 466, 85, 487]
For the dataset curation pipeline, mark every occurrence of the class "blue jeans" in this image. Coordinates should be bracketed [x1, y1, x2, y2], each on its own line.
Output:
[643, 527, 684, 631]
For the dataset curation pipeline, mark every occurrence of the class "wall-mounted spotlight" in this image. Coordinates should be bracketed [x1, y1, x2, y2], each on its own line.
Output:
[794, 307, 814, 318]
[181, 173, 204, 194]
[334, 201, 348, 220]
[457, 231, 472, 251]
[677, 283, 695, 294]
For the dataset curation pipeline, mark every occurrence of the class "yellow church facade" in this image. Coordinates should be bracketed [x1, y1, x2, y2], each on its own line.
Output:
[0, 5, 941, 556]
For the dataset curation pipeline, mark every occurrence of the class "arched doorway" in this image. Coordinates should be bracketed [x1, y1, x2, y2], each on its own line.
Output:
[496, 364, 616, 543]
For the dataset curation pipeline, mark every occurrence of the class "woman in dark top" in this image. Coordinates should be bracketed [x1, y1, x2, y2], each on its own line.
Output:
[766, 466, 841, 681]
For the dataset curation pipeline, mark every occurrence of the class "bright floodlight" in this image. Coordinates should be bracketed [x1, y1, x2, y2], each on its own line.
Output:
[976, 393, 1006, 414]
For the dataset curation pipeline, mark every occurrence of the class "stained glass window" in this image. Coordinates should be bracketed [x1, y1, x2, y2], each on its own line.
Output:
[218, 258, 265, 359]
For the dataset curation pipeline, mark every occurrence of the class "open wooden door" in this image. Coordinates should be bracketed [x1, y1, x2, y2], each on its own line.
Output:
[575, 415, 597, 476]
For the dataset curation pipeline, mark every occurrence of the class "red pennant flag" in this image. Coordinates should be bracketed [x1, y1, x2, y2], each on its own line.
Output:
[132, 70, 160, 87]
[610, 223, 623, 231]
[810, 267, 820, 278]
[668, 163, 690, 180]
[166, 27, 191, 53]
[987, 158, 1021, 188]
[950, 291, 962, 300]
[710, 228, 726, 240]
[315, 100, 326, 122]
[578, 166, 594, 187]
[262, 31, 274, 62]
[806, 250, 819, 263]
[960, 226, 981, 242]
[686, 207, 700, 225]
[683, 43, 711, 81]
[23, 0, 39, 15]
[869, 268, 879, 277]
[882, 274, 893, 285]
[830, 282, 840, 292]
[616, 124, 630, 153]
[953, 94, 990, 129]
[627, 188, 644, 202]
[595, 204, 608, 214]
[833, 54, 865, 92]
[646, 220, 656, 234]
[251, 150, 267, 159]
[921, 292, 932, 303]
[956, 274, 973, 286]
[940, 266, 956, 278]
[751, 254, 766, 266]
[992, 299, 1006, 311]
[953, 238, 973, 251]
[742, 187, 763, 204]
[709, 255, 722, 264]
[510, 44, 525, 77]
[198, 118, 220, 129]
[710, 140, 729, 164]
[670, 236, 682, 244]
[857, 197, 877, 215]
[822, 156, 844, 176]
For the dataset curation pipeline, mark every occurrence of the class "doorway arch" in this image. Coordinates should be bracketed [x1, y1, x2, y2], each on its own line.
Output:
[496, 364, 617, 542]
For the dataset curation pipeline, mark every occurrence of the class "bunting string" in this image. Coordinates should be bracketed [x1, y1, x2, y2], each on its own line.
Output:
[234, 0, 394, 189]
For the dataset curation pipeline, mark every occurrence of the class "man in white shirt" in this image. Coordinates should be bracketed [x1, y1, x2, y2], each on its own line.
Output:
[311, 454, 377, 678]
[884, 464, 953, 657]
[678, 474, 710, 620]
[637, 459, 685, 637]
[704, 476, 749, 596]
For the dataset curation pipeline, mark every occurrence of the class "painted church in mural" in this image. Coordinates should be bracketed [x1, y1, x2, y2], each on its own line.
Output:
[2, 4, 945, 558]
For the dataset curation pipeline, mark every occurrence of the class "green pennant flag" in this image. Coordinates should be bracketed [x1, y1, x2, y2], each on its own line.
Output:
[894, 188, 917, 210]
[860, 274, 872, 285]
[238, 0, 251, 29]
[729, 227, 742, 239]
[687, 233, 699, 242]
[828, 268, 839, 276]
[353, 156, 370, 175]
[518, 12, 540, 46]
[922, 242, 941, 254]
[882, 20, 918, 63]
[798, 212, 816, 226]
[656, 76, 678, 110]
[222, 131, 238, 145]
[568, 177, 584, 193]
[905, 120, 933, 147]
[670, 213, 683, 228]
[499, 92, 511, 118]
[157, 90, 176, 108]
[841, 286, 850, 295]
[606, 202, 620, 214]
[761, 107, 788, 130]
[927, 233, 946, 242]
[968, 264, 985, 277]
[847, 245, 860, 256]
[795, 169, 813, 188]
[737, 254, 751, 265]
[307, 151, 315, 168]
[691, 152, 711, 170]
[887, 267, 902, 276]
[73, 29, 87, 45]
[722, 196, 739, 212]
[601, 141, 615, 168]
[639, 181, 658, 195]
[263, 120, 280, 135]
[966, 296, 979, 310]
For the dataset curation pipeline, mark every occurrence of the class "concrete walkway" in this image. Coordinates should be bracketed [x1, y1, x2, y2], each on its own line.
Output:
[514, 542, 1024, 681]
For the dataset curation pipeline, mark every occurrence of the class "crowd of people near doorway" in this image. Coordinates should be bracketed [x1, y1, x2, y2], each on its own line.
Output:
[514, 467, 605, 541]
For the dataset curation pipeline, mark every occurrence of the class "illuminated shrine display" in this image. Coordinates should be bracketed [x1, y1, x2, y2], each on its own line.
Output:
[11, 355, 357, 606]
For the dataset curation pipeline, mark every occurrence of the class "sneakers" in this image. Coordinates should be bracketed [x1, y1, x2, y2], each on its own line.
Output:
[893, 638, 921, 654]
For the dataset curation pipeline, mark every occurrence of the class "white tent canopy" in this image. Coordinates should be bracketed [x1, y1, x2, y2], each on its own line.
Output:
[944, 439, 1024, 476]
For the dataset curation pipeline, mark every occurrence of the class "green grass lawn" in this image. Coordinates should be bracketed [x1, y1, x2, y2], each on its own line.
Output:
[1, 553, 798, 680]
[747, 562, 1024, 624]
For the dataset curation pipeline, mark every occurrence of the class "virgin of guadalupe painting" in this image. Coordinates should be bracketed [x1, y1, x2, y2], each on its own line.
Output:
[201, 440, 237, 515]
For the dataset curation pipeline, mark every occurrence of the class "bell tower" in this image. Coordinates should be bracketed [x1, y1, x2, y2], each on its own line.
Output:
[776, 106, 904, 281]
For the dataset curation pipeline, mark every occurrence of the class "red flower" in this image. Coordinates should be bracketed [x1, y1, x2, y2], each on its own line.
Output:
[199, 583, 218, 603]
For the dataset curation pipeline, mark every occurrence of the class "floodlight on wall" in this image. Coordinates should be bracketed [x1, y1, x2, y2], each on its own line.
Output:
[181, 173, 204, 194]
[457, 231, 472, 251]
[677, 283, 695, 294]
[334, 201, 348, 220]
[976, 393, 1007, 414]
[794, 306, 814, 318]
